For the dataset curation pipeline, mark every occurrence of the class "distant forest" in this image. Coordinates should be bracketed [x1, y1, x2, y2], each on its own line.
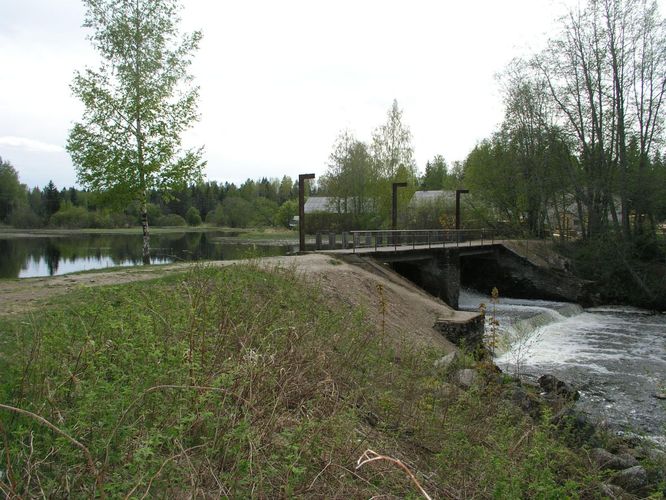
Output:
[0, 160, 308, 230]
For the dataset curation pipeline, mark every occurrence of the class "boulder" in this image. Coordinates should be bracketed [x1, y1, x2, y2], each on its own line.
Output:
[599, 483, 632, 499]
[434, 351, 460, 370]
[610, 466, 648, 493]
[454, 368, 478, 389]
[538, 374, 580, 401]
[590, 448, 639, 471]
[509, 386, 542, 419]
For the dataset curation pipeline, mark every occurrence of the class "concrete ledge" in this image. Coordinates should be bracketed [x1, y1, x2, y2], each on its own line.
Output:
[434, 312, 485, 349]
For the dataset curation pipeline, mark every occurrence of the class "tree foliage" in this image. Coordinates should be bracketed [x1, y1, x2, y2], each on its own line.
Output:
[0, 157, 23, 222]
[466, 0, 666, 240]
[534, 0, 666, 237]
[371, 99, 417, 180]
[67, 0, 204, 262]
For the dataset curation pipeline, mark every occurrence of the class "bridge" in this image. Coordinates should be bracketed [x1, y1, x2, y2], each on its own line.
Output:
[312, 228, 581, 312]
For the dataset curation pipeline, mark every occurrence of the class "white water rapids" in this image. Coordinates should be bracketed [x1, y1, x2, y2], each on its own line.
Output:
[459, 290, 666, 446]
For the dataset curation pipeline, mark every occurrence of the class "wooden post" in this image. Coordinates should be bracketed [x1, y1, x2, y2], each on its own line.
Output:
[392, 182, 407, 246]
[455, 189, 469, 230]
[299, 173, 315, 252]
[392, 182, 408, 231]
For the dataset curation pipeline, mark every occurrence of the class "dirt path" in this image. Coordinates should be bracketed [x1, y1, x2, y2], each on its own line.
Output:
[0, 253, 464, 351]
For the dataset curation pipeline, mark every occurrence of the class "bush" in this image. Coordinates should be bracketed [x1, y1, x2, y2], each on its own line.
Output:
[205, 204, 224, 225]
[275, 199, 298, 228]
[222, 196, 254, 227]
[155, 213, 187, 227]
[185, 206, 202, 226]
[7, 206, 43, 228]
[49, 205, 92, 228]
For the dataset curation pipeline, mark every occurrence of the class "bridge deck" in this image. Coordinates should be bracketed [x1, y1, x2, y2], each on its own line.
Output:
[321, 238, 507, 255]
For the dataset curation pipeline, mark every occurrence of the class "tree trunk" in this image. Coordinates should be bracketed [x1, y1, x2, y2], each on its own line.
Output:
[141, 199, 150, 265]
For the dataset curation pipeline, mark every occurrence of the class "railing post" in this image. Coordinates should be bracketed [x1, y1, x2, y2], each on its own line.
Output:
[365, 233, 372, 248]
[329, 232, 335, 249]
[342, 232, 348, 249]
[315, 232, 322, 250]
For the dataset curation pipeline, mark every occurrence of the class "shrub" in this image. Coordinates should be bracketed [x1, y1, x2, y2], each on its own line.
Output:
[185, 206, 202, 226]
[205, 204, 224, 225]
[155, 213, 187, 227]
[7, 206, 43, 228]
[49, 205, 92, 228]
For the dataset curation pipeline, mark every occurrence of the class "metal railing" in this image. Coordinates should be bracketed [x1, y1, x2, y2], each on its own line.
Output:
[346, 229, 496, 253]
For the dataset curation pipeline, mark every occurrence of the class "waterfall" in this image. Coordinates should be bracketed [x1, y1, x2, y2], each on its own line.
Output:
[459, 288, 666, 444]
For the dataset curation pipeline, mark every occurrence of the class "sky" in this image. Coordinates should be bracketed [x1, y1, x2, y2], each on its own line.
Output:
[0, 0, 572, 190]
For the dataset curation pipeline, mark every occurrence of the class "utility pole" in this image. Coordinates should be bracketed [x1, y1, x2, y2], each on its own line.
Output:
[298, 173, 315, 252]
[455, 189, 469, 230]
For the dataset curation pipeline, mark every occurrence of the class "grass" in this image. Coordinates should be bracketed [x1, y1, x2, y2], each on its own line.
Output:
[0, 263, 602, 497]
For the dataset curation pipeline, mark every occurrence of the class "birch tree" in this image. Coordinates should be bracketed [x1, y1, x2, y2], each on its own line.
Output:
[371, 100, 416, 180]
[67, 0, 204, 263]
[536, 0, 666, 238]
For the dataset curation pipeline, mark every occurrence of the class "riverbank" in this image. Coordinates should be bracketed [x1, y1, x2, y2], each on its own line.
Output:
[0, 255, 640, 497]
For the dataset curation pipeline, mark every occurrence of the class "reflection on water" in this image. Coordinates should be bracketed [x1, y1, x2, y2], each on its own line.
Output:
[460, 289, 666, 444]
[0, 232, 296, 278]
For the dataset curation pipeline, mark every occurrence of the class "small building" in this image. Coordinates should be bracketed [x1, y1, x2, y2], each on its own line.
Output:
[408, 190, 456, 208]
[303, 196, 337, 214]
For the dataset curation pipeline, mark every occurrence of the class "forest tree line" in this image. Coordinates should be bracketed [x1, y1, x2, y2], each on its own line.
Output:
[0, 159, 306, 230]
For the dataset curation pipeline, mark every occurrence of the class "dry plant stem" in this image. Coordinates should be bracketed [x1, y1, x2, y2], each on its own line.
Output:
[0, 419, 17, 493]
[0, 403, 105, 499]
[356, 449, 432, 500]
[307, 459, 332, 490]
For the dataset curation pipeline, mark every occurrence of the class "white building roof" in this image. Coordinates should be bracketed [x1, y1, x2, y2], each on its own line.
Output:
[409, 190, 456, 206]
[303, 196, 337, 214]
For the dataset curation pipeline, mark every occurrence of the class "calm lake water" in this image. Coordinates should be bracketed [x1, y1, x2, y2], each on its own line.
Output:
[0, 231, 297, 278]
[460, 290, 666, 447]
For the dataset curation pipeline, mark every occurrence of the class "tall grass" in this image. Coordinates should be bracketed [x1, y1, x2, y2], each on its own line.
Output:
[0, 263, 600, 497]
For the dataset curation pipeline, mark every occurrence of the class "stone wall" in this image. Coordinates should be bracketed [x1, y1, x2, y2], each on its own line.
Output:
[434, 313, 485, 349]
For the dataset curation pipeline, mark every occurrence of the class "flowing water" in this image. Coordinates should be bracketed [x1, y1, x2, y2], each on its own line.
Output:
[459, 290, 666, 446]
[0, 231, 296, 278]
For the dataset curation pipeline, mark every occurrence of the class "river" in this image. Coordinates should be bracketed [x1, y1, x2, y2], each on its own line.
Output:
[459, 289, 666, 447]
[0, 231, 296, 278]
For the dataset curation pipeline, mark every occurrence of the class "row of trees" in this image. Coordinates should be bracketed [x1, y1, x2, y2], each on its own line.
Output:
[464, 0, 666, 240]
[0, 159, 307, 230]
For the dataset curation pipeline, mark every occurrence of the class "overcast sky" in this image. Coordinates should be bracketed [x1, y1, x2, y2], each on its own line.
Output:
[1, 0, 577, 189]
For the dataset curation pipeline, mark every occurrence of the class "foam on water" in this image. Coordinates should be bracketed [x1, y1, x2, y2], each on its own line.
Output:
[459, 289, 666, 440]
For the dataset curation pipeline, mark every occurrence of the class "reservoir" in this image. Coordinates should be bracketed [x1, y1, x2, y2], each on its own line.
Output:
[0, 230, 296, 278]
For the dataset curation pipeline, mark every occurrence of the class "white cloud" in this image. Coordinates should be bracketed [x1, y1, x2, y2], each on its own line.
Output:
[0, 136, 64, 153]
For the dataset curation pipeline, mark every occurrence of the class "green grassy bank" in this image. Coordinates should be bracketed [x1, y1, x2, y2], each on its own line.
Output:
[0, 263, 605, 497]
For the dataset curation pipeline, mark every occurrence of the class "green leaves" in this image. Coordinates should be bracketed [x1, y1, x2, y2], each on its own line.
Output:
[68, 0, 204, 259]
